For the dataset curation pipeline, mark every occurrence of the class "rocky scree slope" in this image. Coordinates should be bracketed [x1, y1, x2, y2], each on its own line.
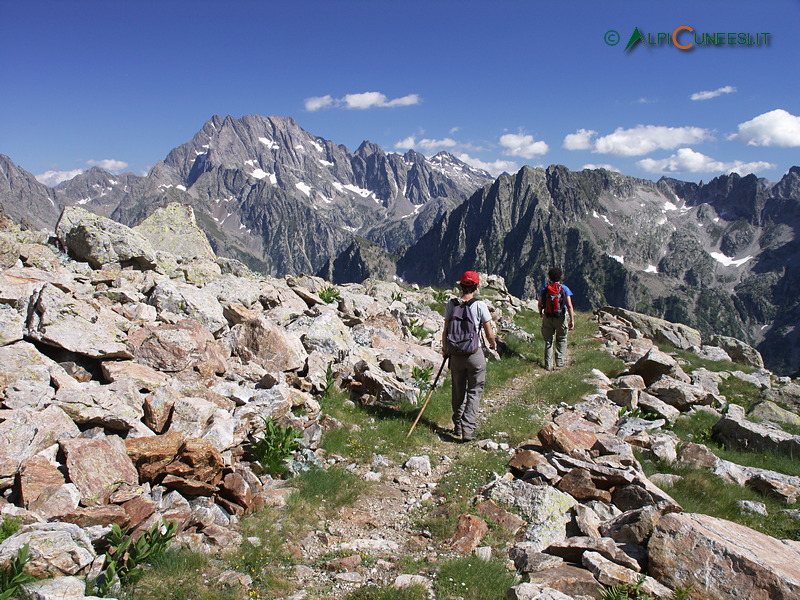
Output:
[398, 164, 800, 375]
[0, 202, 520, 598]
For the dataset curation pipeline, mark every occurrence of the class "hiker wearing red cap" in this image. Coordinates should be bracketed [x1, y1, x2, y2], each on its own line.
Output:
[538, 267, 575, 370]
[441, 271, 497, 442]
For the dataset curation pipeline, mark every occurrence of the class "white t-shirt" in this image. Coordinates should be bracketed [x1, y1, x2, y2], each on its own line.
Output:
[444, 298, 492, 327]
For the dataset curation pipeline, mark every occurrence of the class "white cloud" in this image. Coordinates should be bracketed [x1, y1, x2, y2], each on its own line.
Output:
[563, 129, 597, 150]
[690, 85, 736, 101]
[582, 163, 619, 173]
[35, 169, 84, 186]
[306, 91, 421, 111]
[394, 136, 459, 154]
[730, 109, 800, 147]
[87, 159, 128, 172]
[594, 125, 712, 156]
[499, 133, 549, 158]
[456, 153, 518, 177]
[637, 148, 774, 175]
[304, 95, 334, 111]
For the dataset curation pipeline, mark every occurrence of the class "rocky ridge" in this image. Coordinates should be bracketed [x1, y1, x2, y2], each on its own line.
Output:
[398, 164, 800, 375]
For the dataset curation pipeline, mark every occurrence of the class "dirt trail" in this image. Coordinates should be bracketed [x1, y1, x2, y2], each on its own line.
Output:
[290, 364, 549, 597]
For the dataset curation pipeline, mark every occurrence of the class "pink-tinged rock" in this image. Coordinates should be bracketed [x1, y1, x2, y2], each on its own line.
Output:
[60, 436, 139, 506]
[648, 512, 800, 600]
[219, 472, 253, 510]
[125, 430, 185, 482]
[28, 483, 81, 521]
[0, 405, 79, 483]
[128, 319, 227, 374]
[546, 536, 641, 572]
[165, 438, 225, 485]
[160, 475, 217, 497]
[229, 316, 307, 372]
[451, 514, 489, 554]
[582, 551, 672, 598]
[17, 454, 65, 508]
[537, 423, 598, 454]
[121, 495, 158, 529]
[631, 347, 681, 386]
[556, 468, 612, 503]
[474, 500, 526, 535]
[101, 360, 169, 391]
[0, 522, 95, 577]
[524, 564, 604, 599]
[62, 504, 129, 528]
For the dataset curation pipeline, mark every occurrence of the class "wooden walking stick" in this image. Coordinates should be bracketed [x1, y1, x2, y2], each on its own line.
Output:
[407, 356, 448, 438]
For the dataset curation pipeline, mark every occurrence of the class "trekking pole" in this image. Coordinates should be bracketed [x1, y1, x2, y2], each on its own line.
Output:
[407, 356, 448, 438]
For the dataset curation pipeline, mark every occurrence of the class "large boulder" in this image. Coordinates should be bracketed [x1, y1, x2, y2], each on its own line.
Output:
[228, 316, 307, 372]
[0, 406, 79, 487]
[483, 479, 576, 551]
[148, 279, 227, 335]
[0, 522, 96, 577]
[26, 284, 133, 359]
[598, 306, 702, 349]
[630, 348, 686, 387]
[712, 404, 800, 459]
[710, 334, 764, 368]
[55, 206, 157, 269]
[60, 436, 140, 506]
[133, 203, 215, 260]
[54, 380, 145, 432]
[648, 512, 800, 599]
[128, 319, 227, 374]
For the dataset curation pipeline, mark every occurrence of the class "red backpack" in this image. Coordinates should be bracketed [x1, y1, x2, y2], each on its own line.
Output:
[543, 283, 566, 317]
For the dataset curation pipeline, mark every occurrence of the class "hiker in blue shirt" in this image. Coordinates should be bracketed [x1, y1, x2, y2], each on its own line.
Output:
[538, 267, 575, 371]
[441, 271, 497, 442]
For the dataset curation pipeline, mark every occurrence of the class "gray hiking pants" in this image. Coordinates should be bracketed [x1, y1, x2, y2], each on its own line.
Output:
[449, 350, 486, 439]
[541, 315, 568, 370]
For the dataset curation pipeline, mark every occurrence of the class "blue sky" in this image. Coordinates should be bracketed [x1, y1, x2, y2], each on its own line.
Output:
[2, 0, 799, 186]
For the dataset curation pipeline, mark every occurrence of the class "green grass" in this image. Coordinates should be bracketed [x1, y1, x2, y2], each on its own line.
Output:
[344, 584, 428, 600]
[640, 458, 800, 540]
[434, 556, 518, 600]
[127, 548, 240, 600]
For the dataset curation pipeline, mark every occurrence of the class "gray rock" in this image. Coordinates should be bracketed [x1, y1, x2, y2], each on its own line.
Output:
[737, 500, 768, 516]
[713, 404, 800, 458]
[26, 284, 132, 359]
[649, 512, 800, 599]
[710, 334, 764, 368]
[148, 279, 227, 335]
[483, 479, 576, 552]
[600, 307, 702, 350]
[748, 400, 800, 428]
[0, 522, 96, 577]
[133, 203, 216, 260]
[56, 206, 157, 269]
[19, 575, 94, 600]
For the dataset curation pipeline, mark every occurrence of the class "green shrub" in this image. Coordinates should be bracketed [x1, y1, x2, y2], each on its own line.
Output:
[0, 544, 36, 600]
[94, 520, 177, 597]
[0, 517, 21, 544]
[319, 285, 341, 304]
[433, 289, 449, 304]
[249, 418, 302, 477]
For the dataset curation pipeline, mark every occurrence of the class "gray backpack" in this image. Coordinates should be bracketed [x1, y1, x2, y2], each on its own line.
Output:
[445, 298, 480, 355]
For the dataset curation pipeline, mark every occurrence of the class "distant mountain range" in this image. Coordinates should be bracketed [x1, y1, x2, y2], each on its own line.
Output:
[1, 115, 798, 374]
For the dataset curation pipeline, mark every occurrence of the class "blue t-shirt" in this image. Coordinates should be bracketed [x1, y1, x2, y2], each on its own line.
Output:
[539, 283, 573, 297]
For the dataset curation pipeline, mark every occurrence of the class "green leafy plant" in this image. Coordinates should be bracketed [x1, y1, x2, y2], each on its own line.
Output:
[319, 285, 340, 304]
[0, 517, 21, 544]
[0, 544, 36, 600]
[408, 318, 430, 340]
[390, 290, 403, 303]
[249, 417, 302, 476]
[322, 361, 336, 399]
[94, 520, 178, 597]
[599, 575, 693, 600]
[433, 289, 449, 304]
[412, 365, 434, 403]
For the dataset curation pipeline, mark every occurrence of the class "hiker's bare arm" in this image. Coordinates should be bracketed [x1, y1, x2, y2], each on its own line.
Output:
[442, 318, 449, 357]
[483, 321, 497, 349]
[566, 297, 575, 330]
[538, 296, 544, 316]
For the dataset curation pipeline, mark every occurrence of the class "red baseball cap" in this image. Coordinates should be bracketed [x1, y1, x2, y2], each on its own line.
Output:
[459, 271, 480, 285]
